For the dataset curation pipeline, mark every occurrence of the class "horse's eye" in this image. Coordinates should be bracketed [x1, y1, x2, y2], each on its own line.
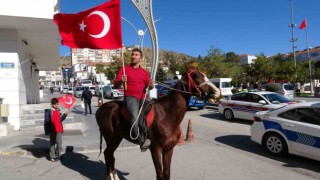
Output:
[192, 74, 200, 78]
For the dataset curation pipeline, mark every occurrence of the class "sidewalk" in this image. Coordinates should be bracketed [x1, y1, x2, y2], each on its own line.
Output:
[0, 91, 137, 157]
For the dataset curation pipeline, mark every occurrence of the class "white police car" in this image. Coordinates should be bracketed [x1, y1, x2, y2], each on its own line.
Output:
[219, 92, 296, 121]
[251, 101, 320, 161]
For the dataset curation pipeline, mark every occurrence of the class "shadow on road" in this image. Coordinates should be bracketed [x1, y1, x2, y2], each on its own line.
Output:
[215, 135, 320, 173]
[16, 137, 49, 158]
[60, 146, 129, 180]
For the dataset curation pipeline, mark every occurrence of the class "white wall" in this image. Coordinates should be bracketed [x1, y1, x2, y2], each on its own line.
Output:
[0, 29, 40, 130]
[0, 0, 59, 19]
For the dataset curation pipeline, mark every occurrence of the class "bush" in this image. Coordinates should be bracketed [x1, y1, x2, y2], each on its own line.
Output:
[231, 88, 239, 94]
[266, 84, 280, 92]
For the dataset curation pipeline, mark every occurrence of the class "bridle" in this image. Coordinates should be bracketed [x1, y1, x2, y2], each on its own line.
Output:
[179, 69, 211, 96]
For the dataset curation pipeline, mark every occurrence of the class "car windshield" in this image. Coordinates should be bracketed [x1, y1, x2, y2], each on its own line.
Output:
[76, 87, 83, 91]
[262, 93, 291, 104]
[89, 87, 95, 90]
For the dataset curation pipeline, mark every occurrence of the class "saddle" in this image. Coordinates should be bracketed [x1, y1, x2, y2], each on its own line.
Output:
[120, 100, 155, 130]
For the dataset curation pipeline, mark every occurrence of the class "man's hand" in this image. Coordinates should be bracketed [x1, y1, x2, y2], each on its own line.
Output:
[121, 75, 127, 82]
[148, 80, 155, 90]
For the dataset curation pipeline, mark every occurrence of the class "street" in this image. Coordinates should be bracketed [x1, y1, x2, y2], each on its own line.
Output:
[1, 103, 320, 180]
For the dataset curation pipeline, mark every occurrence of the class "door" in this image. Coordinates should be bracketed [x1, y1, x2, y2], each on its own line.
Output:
[278, 107, 320, 159]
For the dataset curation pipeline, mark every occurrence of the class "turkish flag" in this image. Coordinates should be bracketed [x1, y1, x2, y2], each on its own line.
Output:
[53, 0, 122, 49]
[299, 18, 307, 29]
[58, 94, 77, 109]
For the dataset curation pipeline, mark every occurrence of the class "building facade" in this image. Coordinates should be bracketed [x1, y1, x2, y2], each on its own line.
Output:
[0, 0, 60, 131]
[240, 54, 257, 64]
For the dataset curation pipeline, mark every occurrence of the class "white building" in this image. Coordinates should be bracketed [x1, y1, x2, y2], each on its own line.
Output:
[0, 0, 60, 131]
[240, 54, 257, 64]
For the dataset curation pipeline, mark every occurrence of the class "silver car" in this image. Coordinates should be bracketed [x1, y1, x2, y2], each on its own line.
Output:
[269, 83, 294, 99]
[74, 86, 84, 98]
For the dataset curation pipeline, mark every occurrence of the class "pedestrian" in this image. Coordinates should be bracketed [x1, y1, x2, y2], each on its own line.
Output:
[81, 86, 93, 115]
[50, 86, 54, 94]
[44, 98, 69, 162]
[114, 48, 154, 152]
[295, 81, 301, 97]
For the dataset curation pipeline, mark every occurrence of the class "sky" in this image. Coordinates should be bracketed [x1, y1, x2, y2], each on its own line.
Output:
[58, 0, 320, 58]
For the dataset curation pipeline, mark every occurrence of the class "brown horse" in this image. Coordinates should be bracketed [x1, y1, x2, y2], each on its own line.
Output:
[95, 64, 220, 180]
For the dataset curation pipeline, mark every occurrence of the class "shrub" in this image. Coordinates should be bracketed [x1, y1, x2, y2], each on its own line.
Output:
[231, 88, 239, 94]
[266, 84, 280, 92]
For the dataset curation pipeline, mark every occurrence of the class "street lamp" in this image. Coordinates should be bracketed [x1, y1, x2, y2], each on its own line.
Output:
[289, 0, 298, 98]
[121, 17, 161, 68]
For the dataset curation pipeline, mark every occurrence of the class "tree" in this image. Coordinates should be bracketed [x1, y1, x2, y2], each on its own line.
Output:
[225, 52, 241, 64]
[156, 67, 167, 82]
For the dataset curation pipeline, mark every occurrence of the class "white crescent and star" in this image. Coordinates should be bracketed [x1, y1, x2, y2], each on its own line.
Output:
[79, 11, 110, 39]
[63, 96, 73, 105]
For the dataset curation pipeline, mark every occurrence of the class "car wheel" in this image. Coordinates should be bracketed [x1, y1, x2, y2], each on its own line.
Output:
[263, 133, 288, 156]
[198, 106, 204, 110]
[103, 92, 107, 99]
[111, 94, 114, 100]
[223, 109, 234, 120]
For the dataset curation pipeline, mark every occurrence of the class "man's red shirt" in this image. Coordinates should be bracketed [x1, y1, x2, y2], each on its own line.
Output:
[114, 65, 150, 100]
[51, 109, 63, 133]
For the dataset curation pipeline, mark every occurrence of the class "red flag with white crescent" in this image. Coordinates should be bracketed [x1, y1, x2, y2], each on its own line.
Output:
[58, 94, 76, 109]
[53, 0, 122, 49]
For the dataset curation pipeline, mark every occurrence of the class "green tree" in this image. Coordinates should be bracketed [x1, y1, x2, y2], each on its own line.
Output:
[225, 52, 241, 64]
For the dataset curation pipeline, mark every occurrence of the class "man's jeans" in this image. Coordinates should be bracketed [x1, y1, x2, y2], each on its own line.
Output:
[125, 96, 142, 139]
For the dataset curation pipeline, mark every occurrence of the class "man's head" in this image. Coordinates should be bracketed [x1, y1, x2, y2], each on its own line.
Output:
[131, 48, 143, 65]
[51, 98, 59, 109]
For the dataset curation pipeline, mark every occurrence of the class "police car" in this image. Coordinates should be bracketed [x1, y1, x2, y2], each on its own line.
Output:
[251, 101, 320, 161]
[219, 92, 295, 121]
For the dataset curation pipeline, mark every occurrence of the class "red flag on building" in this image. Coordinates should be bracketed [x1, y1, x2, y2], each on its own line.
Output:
[58, 94, 76, 109]
[53, 0, 122, 49]
[299, 18, 307, 29]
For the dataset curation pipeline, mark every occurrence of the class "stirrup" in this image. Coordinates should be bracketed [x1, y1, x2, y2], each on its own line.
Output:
[140, 139, 151, 152]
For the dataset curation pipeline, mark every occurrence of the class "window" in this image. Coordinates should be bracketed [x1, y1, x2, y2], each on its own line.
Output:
[311, 53, 319, 57]
[278, 109, 296, 121]
[296, 108, 320, 125]
[279, 107, 320, 125]
[231, 93, 249, 101]
[249, 94, 264, 103]
[222, 82, 232, 88]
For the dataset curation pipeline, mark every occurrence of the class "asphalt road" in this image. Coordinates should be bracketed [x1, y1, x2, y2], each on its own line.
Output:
[1, 104, 320, 180]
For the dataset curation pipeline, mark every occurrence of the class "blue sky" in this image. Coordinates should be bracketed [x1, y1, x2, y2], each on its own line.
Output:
[58, 0, 320, 57]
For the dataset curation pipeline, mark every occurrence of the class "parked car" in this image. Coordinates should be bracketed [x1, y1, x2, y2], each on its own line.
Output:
[74, 86, 84, 98]
[267, 83, 294, 99]
[81, 79, 93, 87]
[156, 85, 206, 110]
[62, 87, 68, 94]
[89, 85, 96, 95]
[67, 87, 73, 94]
[219, 92, 297, 121]
[102, 85, 124, 99]
[95, 85, 103, 96]
[251, 101, 320, 161]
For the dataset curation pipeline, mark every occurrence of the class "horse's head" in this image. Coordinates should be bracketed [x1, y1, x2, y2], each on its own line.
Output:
[180, 64, 221, 101]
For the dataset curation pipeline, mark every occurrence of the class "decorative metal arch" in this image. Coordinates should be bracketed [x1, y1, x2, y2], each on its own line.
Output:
[131, 0, 159, 81]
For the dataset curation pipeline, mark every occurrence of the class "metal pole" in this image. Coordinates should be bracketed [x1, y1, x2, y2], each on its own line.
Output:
[289, 0, 297, 98]
[305, 22, 313, 95]
[100, 73, 104, 103]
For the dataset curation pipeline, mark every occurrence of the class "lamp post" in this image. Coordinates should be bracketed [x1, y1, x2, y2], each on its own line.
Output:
[121, 17, 161, 68]
[60, 52, 71, 88]
[289, 0, 298, 98]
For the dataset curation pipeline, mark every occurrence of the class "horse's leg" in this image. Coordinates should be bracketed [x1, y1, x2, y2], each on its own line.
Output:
[150, 147, 164, 180]
[162, 148, 174, 180]
[104, 133, 123, 180]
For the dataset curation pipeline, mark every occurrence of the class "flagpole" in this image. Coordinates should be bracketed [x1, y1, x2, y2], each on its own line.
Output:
[304, 18, 313, 95]
[121, 45, 127, 90]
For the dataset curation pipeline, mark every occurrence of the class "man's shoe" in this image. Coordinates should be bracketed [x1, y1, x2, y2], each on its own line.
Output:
[50, 158, 59, 162]
[140, 139, 151, 152]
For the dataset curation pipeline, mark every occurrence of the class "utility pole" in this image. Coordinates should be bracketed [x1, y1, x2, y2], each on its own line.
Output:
[289, 0, 298, 97]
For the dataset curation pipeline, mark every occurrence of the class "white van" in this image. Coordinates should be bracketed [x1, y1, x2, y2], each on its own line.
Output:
[209, 78, 233, 97]
[81, 79, 92, 87]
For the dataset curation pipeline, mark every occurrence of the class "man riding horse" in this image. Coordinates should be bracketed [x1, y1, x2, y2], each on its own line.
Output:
[113, 48, 154, 151]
